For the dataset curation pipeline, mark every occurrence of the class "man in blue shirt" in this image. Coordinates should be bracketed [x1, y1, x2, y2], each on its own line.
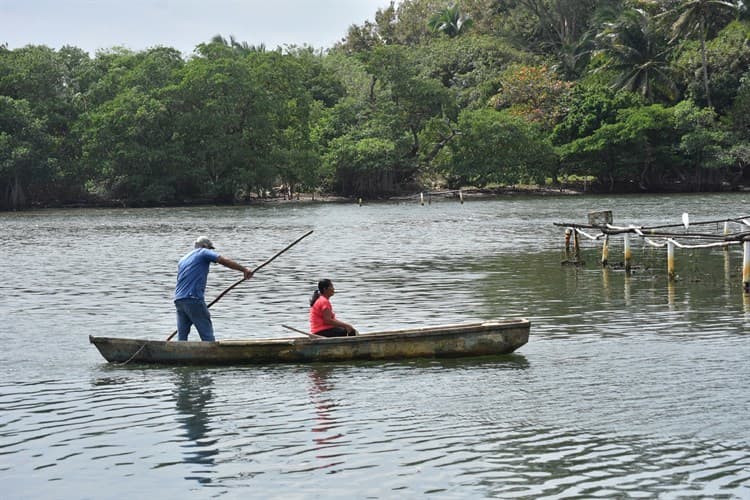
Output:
[174, 236, 253, 341]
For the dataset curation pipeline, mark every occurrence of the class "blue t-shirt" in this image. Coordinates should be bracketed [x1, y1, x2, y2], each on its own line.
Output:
[174, 248, 220, 301]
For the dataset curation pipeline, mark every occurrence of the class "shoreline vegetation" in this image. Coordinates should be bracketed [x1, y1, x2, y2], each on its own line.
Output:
[8, 185, 580, 211]
[21, 182, 750, 212]
[3, 1, 750, 212]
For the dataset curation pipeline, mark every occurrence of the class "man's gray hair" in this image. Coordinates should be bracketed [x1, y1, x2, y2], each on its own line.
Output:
[194, 236, 215, 249]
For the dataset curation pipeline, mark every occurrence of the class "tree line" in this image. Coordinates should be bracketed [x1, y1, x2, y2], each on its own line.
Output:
[2, 0, 749, 210]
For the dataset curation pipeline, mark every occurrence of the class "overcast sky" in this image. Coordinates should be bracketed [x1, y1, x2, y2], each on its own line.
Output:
[1, 0, 395, 56]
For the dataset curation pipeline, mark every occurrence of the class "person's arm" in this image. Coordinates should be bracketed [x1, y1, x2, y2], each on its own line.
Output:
[217, 255, 253, 280]
[322, 308, 355, 334]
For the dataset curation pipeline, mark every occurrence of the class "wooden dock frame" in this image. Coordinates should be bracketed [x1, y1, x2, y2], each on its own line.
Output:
[554, 213, 750, 294]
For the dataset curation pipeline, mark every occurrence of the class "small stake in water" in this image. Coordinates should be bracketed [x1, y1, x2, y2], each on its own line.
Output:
[601, 234, 609, 267]
[743, 241, 750, 294]
[624, 233, 632, 273]
[724, 222, 730, 252]
[667, 240, 676, 281]
[420, 192, 424, 206]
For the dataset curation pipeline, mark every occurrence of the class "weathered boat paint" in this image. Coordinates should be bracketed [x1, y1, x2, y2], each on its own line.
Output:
[89, 319, 530, 365]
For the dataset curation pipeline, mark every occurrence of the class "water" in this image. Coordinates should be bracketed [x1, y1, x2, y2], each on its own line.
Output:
[1, 193, 749, 499]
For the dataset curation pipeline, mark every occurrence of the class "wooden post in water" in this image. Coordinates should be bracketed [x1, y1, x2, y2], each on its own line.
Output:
[601, 234, 609, 267]
[624, 233, 632, 272]
[564, 228, 572, 257]
[420, 192, 424, 206]
[724, 245, 731, 285]
[574, 230, 581, 262]
[743, 240, 750, 294]
[459, 190, 464, 204]
[667, 240, 676, 281]
[723, 222, 730, 252]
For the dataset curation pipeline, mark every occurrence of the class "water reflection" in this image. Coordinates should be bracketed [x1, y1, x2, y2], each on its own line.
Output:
[307, 366, 346, 471]
[623, 271, 632, 306]
[667, 280, 676, 309]
[601, 266, 610, 300]
[173, 369, 217, 482]
[396, 354, 530, 371]
[4, 196, 750, 498]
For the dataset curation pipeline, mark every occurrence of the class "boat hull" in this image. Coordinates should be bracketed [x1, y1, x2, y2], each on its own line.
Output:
[89, 319, 530, 365]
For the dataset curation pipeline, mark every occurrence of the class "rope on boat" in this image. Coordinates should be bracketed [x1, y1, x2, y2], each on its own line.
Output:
[115, 343, 147, 366]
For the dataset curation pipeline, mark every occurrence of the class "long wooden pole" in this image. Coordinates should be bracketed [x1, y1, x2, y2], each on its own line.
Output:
[282, 324, 323, 339]
[166, 230, 314, 341]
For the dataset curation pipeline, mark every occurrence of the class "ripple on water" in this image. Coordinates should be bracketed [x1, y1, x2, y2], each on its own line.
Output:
[2, 197, 750, 498]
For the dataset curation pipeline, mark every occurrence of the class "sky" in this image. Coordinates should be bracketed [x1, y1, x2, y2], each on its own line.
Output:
[0, 0, 395, 56]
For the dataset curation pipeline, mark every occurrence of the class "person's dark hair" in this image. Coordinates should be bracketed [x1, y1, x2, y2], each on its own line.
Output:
[310, 279, 332, 306]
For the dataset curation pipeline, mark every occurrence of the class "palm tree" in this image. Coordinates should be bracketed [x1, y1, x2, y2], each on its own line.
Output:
[209, 35, 266, 54]
[427, 4, 474, 38]
[667, 0, 739, 108]
[554, 33, 595, 80]
[595, 8, 677, 102]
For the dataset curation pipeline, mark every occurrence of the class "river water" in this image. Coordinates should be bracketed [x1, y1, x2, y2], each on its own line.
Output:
[2, 193, 749, 499]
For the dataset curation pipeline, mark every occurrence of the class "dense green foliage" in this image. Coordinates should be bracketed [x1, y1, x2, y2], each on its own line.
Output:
[2, 0, 750, 209]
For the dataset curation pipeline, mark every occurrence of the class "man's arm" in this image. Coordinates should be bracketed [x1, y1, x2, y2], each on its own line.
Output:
[217, 255, 253, 280]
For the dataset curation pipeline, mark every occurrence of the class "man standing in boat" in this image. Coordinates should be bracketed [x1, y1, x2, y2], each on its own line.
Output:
[174, 236, 253, 341]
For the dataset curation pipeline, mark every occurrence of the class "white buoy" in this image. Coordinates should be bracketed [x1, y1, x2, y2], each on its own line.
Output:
[682, 212, 689, 231]
[420, 192, 424, 206]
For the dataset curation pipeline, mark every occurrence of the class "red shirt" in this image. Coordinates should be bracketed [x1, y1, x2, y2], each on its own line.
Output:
[310, 295, 335, 334]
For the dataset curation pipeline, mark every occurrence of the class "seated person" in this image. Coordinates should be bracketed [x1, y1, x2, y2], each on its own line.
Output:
[309, 279, 357, 337]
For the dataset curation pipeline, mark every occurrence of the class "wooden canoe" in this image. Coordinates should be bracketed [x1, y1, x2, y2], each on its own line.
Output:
[89, 318, 530, 365]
